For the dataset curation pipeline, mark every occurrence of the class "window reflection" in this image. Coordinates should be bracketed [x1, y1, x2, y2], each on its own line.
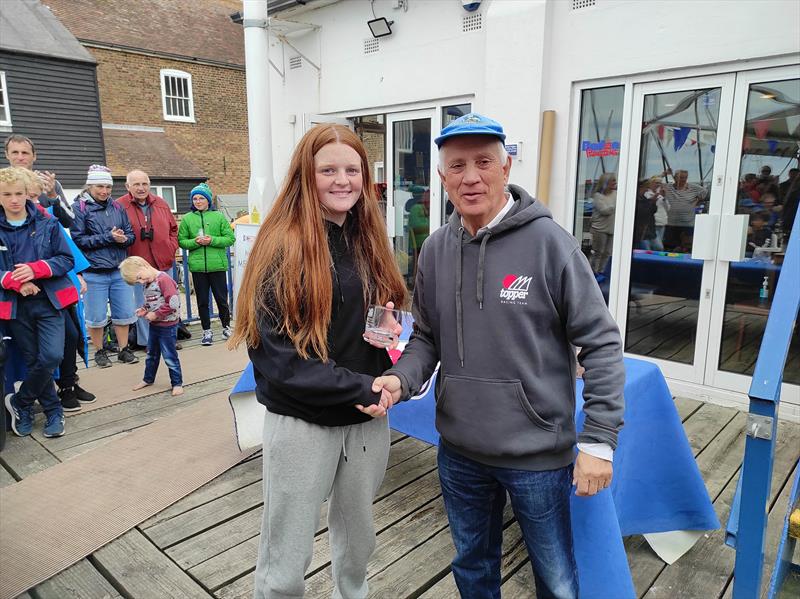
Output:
[573, 86, 624, 303]
[719, 78, 800, 384]
[624, 87, 720, 364]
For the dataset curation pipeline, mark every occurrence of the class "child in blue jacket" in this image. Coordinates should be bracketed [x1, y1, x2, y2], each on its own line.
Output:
[0, 167, 76, 438]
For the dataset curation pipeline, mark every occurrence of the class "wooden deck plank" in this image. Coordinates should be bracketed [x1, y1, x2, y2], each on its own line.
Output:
[140, 453, 262, 530]
[307, 470, 443, 575]
[0, 463, 18, 488]
[626, 410, 748, 595]
[0, 433, 59, 479]
[92, 529, 213, 599]
[682, 403, 738, 457]
[40, 374, 240, 452]
[32, 558, 123, 599]
[674, 396, 703, 422]
[643, 423, 800, 598]
[146, 480, 262, 549]
[304, 497, 451, 598]
[188, 447, 440, 590]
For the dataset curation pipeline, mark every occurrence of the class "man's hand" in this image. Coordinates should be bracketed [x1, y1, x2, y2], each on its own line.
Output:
[135, 307, 147, 317]
[19, 282, 40, 296]
[195, 235, 212, 246]
[78, 274, 87, 295]
[144, 311, 157, 322]
[355, 388, 394, 418]
[11, 263, 35, 283]
[372, 375, 402, 405]
[573, 451, 612, 497]
[111, 227, 127, 244]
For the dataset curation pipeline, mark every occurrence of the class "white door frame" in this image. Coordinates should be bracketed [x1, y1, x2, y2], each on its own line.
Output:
[616, 73, 737, 384]
[385, 108, 440, 241]
[705, 65, 800, 408]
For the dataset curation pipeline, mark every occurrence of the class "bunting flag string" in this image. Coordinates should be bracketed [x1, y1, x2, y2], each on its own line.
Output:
[673, 127, 692, 151]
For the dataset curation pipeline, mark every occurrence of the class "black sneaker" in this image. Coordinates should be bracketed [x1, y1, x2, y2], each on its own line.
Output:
[58, 387, 82, 412]
[74, 384, 97, 403]
[95, 349, 112, 368]
[117, 346, 139, 364]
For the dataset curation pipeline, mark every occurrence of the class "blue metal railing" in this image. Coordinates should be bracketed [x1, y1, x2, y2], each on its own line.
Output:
[726, 214, 800, 598]
[172, 247, 235, 325]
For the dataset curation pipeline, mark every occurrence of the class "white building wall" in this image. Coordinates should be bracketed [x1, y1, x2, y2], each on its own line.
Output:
[541, 0, 800, 225]
[268, 0, 799, 220]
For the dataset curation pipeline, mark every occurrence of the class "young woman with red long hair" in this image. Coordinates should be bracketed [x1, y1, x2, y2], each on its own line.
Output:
[229, 124, 408, 599]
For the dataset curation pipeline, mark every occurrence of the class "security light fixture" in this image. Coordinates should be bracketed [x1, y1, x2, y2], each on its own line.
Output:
[368, 17, 393, 38]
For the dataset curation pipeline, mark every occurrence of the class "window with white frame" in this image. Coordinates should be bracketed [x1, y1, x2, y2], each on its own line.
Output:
[160, 69, 195, 122]
[151, 185, 177, 212]
[0, 72, 11, 126]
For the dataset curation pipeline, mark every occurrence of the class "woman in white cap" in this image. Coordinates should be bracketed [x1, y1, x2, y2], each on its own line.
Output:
[70, 165, 139, 368]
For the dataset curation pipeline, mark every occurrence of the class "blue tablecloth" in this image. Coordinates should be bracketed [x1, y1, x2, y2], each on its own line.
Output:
[229, 324, 719, 598]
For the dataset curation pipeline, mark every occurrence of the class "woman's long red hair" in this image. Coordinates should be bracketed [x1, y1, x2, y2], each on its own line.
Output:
[228, 125, 408, 361]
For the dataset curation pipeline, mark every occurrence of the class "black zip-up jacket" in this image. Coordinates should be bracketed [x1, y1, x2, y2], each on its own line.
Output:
[248, 220, 390, 426]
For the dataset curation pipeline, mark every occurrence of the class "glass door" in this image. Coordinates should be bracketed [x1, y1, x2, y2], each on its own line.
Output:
[707, 66, 800, 399]
[386, 110, 438, 289]
[618, 74, 736, 384]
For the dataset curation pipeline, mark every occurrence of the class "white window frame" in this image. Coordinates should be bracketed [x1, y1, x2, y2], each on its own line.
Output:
[159, 69, 195, 123]
[151, 185, 177, 212]
[0, 71, 12, 126]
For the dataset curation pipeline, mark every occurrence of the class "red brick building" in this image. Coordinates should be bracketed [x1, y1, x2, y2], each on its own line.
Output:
[45, 0, 249, 214]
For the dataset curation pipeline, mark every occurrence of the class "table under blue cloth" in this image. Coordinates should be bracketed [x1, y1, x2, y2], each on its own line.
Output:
[229, 333, 719, 597]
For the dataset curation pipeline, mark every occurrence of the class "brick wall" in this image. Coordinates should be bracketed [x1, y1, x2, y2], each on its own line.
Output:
[91, 47, 250, 195]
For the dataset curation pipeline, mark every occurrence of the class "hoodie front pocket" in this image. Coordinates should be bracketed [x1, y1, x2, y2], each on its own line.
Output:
[437, 374, 559, 458]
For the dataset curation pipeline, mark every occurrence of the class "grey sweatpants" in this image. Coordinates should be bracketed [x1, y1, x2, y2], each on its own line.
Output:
[253, 410, 390, 599]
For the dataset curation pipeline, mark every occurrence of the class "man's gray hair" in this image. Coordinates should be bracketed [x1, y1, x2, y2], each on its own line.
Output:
[438, 139, 508, 170]
[126, 169, 151, 184]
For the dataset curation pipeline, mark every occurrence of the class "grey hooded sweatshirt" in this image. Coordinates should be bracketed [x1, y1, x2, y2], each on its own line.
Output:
[386, 185, 625, 471]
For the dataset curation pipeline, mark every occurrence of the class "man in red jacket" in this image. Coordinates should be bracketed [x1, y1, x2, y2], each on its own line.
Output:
[117, 170, 179, 348]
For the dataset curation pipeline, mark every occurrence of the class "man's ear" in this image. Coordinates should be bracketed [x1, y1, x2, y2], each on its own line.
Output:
[503, 155, 512, 183]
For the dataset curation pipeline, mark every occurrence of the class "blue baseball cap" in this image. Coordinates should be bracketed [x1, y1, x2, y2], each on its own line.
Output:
[434, 112, 506, 148]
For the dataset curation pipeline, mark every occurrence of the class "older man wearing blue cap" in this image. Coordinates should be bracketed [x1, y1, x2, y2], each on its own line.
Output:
[372, 113, 626, 598]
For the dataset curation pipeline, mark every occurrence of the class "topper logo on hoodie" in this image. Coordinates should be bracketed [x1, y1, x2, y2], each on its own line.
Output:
[500, 274, 532, 303]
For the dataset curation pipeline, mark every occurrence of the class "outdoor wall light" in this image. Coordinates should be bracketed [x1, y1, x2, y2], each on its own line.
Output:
[367, 17, 393, 38]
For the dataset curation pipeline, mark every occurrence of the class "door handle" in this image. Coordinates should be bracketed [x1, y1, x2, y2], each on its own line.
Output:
[691, 214, 719, 260]
[717, 214, 749, 262]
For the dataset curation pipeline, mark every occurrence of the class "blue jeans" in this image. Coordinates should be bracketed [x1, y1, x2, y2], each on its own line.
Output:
[437, 443, 578, 599]
[83, 269, 136, 328]
[7, 298, 65, 415]
[134, 269, 173, 346]
[143, 324, 182, 387]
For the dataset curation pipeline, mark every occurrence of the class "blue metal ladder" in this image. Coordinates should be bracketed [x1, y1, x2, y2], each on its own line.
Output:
[725, 214, 800, 598]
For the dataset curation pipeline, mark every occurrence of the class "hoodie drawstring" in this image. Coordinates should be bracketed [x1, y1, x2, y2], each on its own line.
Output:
[455, 227, 465, 368]
[342, 424, 368, 463]
[477, 232, 491, 310]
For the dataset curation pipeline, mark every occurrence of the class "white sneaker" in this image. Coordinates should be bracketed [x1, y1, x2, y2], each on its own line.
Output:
[201, 330, 213, 346]
[222, 326, 233, 339]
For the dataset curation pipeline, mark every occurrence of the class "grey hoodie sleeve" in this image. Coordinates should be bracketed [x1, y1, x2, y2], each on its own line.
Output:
[557, 247, 625, 449]
[384, 248, 440, 399]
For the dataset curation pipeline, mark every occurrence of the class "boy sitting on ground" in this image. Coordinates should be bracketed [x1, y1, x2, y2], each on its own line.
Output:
[119, 256, 184, 396]
[0, 167, 77, 438]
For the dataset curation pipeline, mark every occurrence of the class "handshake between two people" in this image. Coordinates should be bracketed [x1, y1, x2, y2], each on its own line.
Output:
[356, 375, 403, 419]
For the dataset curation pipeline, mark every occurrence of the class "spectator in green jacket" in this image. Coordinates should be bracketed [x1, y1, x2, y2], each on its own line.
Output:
[177, 183, 235, 346]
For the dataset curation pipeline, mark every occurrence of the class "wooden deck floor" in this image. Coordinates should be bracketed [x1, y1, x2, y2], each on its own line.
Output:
[2, 324, 799, 599]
